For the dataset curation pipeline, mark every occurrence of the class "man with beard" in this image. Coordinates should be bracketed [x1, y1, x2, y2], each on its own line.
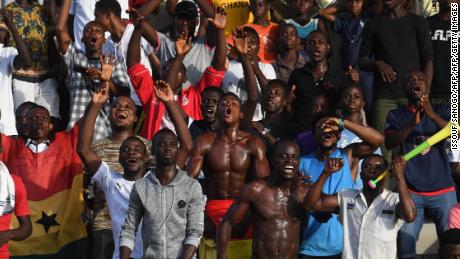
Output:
[217, 140, 310, 259]
[289, 30, 359, 134]
[187, 93, 270, 257]
[384, 70, 456, 259]
[305, 155, 416, 259]
[56, 0, 130, 142]
[298, 111, 383, 258]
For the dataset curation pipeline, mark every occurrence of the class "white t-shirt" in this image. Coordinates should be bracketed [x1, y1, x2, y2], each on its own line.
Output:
[103, 24, 154, 105]
[157, 33, 214, 88]
[221, 60, 277, 121]
[93, 161, 143, 259]
[69, 0, 97, 52]
[69, 0, 130, 52]
[0, 45, 18, 136]
[338, 189, 404, 259]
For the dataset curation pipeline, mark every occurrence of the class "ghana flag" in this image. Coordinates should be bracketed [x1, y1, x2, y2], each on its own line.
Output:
[0, 127, 87, 258]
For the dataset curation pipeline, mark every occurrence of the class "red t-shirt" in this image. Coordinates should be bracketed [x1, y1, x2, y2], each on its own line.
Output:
[0, 175, 30, 259]
[244, 22, 279, 63]
[128, 64, 225, 140]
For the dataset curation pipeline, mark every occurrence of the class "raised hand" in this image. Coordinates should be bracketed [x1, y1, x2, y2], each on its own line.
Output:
[126, 8, 144, 27]
[287, 85, 296, 104]
[390, 156, 406, 180]
[175, 32, 192, 57]
[323, 157, 344, 175]
[0, 10, 14, 29]
[347, 65, 359, 84]
[419, 94, 435, 119]
[375, 60, 396, 83]
[208, 6, 227, 30]
[320, 117, 340, 132]
[232, 27, 248, 56]
[154, 80, 174, 103]
[92, 82, 110, 105]
[99, 54, 117, 81]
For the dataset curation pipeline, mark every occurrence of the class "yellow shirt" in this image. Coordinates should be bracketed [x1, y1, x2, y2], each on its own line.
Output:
[210, 0, 270, 36]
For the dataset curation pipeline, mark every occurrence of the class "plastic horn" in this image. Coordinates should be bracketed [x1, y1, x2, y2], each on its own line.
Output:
[368, 122, 459, 189]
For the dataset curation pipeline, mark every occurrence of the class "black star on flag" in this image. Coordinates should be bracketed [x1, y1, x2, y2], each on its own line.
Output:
[36, 211, 60, 233]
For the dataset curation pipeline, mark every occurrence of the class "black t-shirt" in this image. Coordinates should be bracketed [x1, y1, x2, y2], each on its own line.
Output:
[428, 15, 451, 98]
[360, 13, 433, 99]
[288, 63, 349, 132]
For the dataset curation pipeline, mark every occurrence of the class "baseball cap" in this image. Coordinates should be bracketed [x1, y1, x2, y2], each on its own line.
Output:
[175, 1, 198, 19]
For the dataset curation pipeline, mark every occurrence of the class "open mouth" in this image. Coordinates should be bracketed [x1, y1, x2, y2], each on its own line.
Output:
[127, 158, 138, 165]
[116, 111, 129, 120]
[283, 165, 295, 173]
[88, 36, 98, 46]
[205, 108, 214, 115]
[321, 132, 334, 141]
[225, 108, 232, 116]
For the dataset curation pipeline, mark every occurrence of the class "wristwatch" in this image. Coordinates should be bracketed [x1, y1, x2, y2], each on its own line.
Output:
[261, 128, 270, 136]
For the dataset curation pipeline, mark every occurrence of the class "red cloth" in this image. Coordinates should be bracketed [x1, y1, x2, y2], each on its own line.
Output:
[128, 64, 225, 140]
[205, 199, 235, 225]
[409, 186, 456, 196]
[0, 126, 81, 201]
[0, 175, 30, 259]
[232, 23, 279, 63]
[205, 199, 252, 238]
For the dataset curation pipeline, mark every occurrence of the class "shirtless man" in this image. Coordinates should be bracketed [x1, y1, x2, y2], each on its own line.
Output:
[217, 140, 309, 259]
[187, 93, 270, 239]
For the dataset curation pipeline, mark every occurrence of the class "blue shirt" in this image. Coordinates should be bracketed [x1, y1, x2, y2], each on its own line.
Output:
[299, 148, 358, 256]
[384, 104, 453, 192]
[285, 18, 318, 40]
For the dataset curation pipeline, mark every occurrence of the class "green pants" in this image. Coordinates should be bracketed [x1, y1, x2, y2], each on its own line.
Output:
[372, 98, 408, 163]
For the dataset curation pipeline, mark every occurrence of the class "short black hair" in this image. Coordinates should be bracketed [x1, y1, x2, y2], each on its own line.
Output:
[362, 154, 389, 169]
[311, 110, 340, 133]
[242, 26, 260, 45]
[95, 0, 122, 18]
[440, 228, 460, 247]
[26, 105, 50, 118]
[341, 84, 364, 96]
[265, 79, 290, 96]
[307, 29, 329, 44]
[15, 102, 37, 117]
[152, 128, 177, 151]
[120, 136, 147, 155]
[164, 58, 186, 75]
[278, 23, 298, 37]
[202, 87, 224, 98]
[269, 139, 299, 161]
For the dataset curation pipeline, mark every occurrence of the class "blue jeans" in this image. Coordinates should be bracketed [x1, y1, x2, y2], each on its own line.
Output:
[397, 190, 457, 258]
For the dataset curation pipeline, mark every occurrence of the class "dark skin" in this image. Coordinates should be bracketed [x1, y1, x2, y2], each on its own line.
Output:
[251, 83, 289, 146]
[232, 27, 259, 127]
[55, 0, 127, 95]
[440, 244, 460, 259]
[359, 0, 433, 90]
[108, 96, 138, 142]
[187, 94, 270, 238]
[217, 141, 309, 259]
[26, 108, 54, 144]
[319, 0, 364, 22]
[305, 155, 416, 222]
[305, 31, 359, 85]
[0, 111, 32, 248]
[200, 90, 222, 130]
[340, 86, 366, 181]
[0, 10, 33, 69]
[290, 0, 327, 32]
[278, 25, 301, 74]
[120, 107, 196, 258]
[15, 103, 36, 139]
[304, 115, 384, 185]
[385, 70, 447, 150]
[167, 7, 228, 93]
[437, 0, 459, 20]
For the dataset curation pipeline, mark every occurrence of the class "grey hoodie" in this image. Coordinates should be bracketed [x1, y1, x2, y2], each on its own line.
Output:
[119, 169, 204, 259]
